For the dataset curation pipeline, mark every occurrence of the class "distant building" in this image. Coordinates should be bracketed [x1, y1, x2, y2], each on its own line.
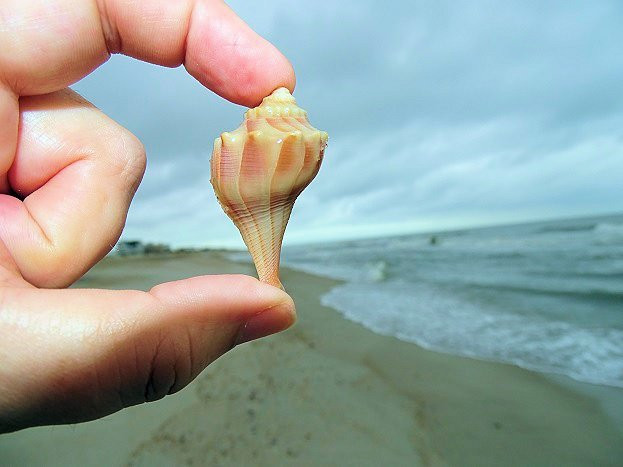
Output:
[116, 240, 145, 256]
[144, 243, 171, 254]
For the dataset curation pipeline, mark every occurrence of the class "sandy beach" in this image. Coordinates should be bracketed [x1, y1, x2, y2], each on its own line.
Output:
[0, 251, 622, 466]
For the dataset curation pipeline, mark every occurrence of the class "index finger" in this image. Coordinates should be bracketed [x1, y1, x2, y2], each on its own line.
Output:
[0, 0, 295, 106]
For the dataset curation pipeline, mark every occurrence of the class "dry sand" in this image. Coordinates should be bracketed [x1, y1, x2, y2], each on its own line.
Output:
[0, 252, 622, 466]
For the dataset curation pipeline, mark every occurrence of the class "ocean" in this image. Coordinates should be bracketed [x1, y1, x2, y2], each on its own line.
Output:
[276, 213, 623, 388]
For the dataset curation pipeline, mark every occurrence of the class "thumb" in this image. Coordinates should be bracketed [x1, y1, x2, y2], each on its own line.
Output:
[0, 275, 295, 432]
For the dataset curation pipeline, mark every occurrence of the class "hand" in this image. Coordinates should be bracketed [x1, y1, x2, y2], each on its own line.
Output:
[0, 0, 296, 433]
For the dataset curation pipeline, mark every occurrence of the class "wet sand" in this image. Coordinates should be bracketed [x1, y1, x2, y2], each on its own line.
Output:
[1, 252, 622, 466]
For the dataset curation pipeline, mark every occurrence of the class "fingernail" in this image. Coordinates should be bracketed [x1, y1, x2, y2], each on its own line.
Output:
[235, 300, 296, 345]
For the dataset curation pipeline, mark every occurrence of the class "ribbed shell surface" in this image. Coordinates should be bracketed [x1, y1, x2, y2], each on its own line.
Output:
[210, 88, 328, 289]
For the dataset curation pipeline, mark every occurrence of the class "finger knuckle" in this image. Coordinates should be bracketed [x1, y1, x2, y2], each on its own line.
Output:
[91, 126, 146, 189]
[110, 129, 147, 189]
[143, 332, 193, 403]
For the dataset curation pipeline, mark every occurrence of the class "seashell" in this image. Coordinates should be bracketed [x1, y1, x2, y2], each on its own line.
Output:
[210, 88, 328, 289]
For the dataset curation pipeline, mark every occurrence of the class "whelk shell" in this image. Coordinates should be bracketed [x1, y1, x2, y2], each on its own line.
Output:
[210, 88, 328, 289]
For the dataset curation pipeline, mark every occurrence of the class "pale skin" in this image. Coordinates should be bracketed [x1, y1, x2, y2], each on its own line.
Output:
[0, 0, 297, 433]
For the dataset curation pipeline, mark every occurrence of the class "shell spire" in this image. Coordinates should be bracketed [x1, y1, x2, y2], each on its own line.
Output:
[210, 88, 328, 289]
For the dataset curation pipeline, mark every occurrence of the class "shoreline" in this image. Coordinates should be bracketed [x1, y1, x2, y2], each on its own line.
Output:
[211, 251, 623, 447]
[278, 263, 623, 465]
[266, 253, 623, 434]
[0, 251, 621, 465]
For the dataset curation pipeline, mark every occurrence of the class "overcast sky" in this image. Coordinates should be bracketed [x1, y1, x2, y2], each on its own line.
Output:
[73, 0, 623, 248]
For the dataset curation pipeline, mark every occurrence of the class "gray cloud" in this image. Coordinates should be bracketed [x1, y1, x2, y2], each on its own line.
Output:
[72, 0, 623, 247]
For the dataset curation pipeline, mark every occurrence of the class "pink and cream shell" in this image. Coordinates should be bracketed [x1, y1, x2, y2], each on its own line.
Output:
[210, 88, 328, 289]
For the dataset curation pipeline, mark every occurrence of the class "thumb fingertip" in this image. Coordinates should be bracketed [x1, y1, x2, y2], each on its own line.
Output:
[235, 296, 296, 345]
[149, 274, 296, 326]
[236, 280, 296, 344]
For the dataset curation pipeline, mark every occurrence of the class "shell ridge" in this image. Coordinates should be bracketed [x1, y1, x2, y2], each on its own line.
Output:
[265, 117, 299, 133]
[241, 129, 282, 279]
[232, 132, 265, 269]
[273, 135, 305, 242]
[239, 135, 270, 266]
[291, 135, 318, 193]
[265, 137, 283, 274]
